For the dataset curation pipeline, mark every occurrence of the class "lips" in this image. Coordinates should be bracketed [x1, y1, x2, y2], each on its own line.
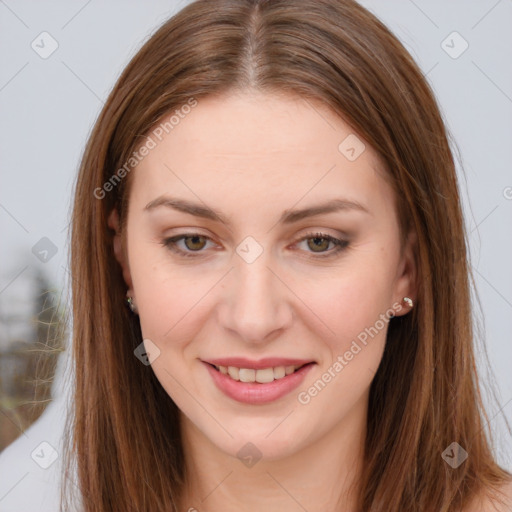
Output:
[201, 357, 316, 404]
[203, 357, 314, 384]
[204, 357, 314, 370]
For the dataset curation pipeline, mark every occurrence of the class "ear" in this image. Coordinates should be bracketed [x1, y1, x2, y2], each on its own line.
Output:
[392, 230, 417, 316]
[107, 208, 133, 290]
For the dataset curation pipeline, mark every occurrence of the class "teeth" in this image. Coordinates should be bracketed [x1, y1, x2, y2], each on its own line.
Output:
[227, 366, 239, 380]
[274, 366, 285, 379]
[285, 365, 295, 375]
[239, 368, 255, 382]
[255, 368, 274, 383]
[216, 364, 305, 383]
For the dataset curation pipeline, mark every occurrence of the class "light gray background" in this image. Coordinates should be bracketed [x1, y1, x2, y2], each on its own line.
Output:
[0, 1, 511, 510]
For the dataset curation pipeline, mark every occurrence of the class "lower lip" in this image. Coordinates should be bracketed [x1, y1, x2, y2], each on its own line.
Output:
[203, 361, 315, 404]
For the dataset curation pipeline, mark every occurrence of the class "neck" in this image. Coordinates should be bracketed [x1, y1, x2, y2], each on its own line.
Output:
[178, 395, 368, 512]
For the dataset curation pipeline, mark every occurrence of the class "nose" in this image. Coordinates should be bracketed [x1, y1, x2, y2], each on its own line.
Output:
[217, 251, 293, 344]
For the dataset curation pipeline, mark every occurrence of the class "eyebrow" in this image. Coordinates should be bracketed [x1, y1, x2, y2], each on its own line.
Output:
[144, 195, 370, 224]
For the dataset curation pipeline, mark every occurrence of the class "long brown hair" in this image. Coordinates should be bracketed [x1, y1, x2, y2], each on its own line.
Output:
[63, 0, 511, 510]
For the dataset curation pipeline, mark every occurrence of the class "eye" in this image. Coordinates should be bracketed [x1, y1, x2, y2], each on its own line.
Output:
[161, 231, 349, 259]
[293, 232, 349, 259]
[161, 233, 215, 258]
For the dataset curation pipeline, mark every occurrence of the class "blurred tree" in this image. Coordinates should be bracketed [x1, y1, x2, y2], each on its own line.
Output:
[0, 266, 67, 451]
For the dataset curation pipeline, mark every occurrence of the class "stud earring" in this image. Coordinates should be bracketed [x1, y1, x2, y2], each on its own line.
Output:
[403, 296, 414, 308]
[126, 293, 138, 314]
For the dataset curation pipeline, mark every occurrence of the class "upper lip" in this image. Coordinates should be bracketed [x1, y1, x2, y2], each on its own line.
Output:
[203, 357, 315, 369]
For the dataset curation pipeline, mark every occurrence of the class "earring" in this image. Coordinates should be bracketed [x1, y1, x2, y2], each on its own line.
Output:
[126, 293, 138, 314]
[403, 296, 414, 308]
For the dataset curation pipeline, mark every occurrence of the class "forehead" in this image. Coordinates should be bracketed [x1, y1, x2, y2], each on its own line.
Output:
[129, 91, 392, 217]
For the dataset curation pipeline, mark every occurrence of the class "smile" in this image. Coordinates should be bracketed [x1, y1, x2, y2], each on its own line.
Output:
[212, 364, 306, 383]
[202, 359, 316, 404]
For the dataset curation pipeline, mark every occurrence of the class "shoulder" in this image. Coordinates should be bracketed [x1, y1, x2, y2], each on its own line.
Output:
[464, 479, 512, 512]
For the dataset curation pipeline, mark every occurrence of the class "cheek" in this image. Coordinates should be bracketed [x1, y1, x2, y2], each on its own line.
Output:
[135, 269, 214, 345]
[128, 221, 399, 350]
[293, 266, 393, 427]
[302, 253, 398, 354]
[126, 235, 211, 342]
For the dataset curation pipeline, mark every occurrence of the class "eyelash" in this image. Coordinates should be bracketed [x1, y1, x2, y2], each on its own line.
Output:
[160, 231, 349, 260]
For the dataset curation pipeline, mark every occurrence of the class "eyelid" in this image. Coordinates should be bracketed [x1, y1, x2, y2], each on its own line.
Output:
[161, 232, 218, 258]
[290, 231, 349, 259]
[160, 230, 350, 259]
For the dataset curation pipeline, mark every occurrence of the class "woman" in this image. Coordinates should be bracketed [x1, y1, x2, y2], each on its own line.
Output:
[63, 0, 512, 510]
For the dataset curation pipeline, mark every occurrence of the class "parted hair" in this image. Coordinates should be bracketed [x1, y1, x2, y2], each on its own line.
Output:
[63, 0, 511, 510]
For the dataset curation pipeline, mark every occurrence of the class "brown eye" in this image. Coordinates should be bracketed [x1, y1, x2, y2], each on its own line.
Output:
[161, 233, 214, 258]
[307, 236, 331, 252]
[294, 232, 349, 259]
[183, 235, 207, 251]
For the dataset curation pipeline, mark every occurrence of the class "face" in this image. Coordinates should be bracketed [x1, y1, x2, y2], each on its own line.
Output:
[109, 91, 415, 461]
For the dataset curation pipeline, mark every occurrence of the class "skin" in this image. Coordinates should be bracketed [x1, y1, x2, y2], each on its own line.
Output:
[108, 90, 417, 511]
